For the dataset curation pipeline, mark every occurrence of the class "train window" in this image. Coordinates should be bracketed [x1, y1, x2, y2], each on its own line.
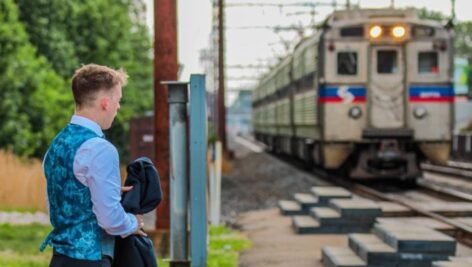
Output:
[377, 50, 397, 74]
[340, 26, 364, 37]
[337, 52, 358, 75]
[418, 52, 439, 74]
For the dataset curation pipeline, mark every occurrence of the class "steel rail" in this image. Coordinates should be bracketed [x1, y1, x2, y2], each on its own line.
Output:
[416, 178, 472, 202]
[351, 183, 472, 247]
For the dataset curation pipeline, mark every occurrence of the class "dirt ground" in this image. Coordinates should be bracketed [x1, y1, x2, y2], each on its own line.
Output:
[237, 208, 347, 267]
[224, 136, 345, 267]
[222, 135, 328, 225]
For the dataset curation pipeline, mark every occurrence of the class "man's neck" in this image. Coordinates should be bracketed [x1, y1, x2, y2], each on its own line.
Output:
[75, 109, 104, 129]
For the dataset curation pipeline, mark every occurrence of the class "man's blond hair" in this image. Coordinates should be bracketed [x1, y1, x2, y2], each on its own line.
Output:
[71, 64, 128, 108]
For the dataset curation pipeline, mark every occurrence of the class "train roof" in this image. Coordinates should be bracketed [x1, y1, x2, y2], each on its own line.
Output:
[326, 8, 446, 28]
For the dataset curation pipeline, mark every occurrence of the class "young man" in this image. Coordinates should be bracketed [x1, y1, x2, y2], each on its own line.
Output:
[40, 64, 145, 267]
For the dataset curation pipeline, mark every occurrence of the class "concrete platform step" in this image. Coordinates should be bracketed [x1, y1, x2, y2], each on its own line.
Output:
[433, 257, 472, 267]
[373, 224, 456, 254]
[310, 207, 342, 225]
[310, 207, 375, 227]
[376, 217, 455, 233]
[292, 215, 320, 234]
[376, 201, 414, 217]
[322, 246, 367, 267]
[291, 215, 371, 234]
[293, 193, 320, 210]
[348, 233, 449, 266]
[277, 200, 305, 216]
[348, 233, 396, 265]
[447, 256, 472, 263]
[433, 262, 472, 267]
[329, 199, 383, 218]
[310, 186, 352, 204]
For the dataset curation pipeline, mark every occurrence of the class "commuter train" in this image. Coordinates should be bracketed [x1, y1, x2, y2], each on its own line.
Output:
[252, 8, 455, 180]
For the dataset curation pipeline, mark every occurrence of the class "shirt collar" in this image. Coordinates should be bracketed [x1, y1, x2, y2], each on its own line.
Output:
[70, 115, 104, 137]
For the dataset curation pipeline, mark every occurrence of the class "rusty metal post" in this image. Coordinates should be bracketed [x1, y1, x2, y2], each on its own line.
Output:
[167, 82, 190, 267]
[154, 0, 178, 232]
[218, 0, 227, 150]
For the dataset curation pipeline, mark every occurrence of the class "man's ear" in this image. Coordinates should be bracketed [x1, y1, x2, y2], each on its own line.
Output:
[99, 97, 109, 110]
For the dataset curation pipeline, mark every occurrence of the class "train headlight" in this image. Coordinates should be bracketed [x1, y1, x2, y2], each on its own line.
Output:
[348, 106, 362, 119]
[392, 26, 406, 38]
[413, 106, 428, 119]
[369, 25, 382, 38]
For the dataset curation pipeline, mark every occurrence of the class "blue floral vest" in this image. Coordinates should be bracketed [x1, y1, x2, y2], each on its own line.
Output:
[40, 124, 103, 260]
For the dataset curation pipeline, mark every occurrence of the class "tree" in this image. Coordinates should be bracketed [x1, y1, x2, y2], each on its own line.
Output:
[0, 0, 71, 157]
[416, 7, 449, 22]
[16, 0, 153, 161]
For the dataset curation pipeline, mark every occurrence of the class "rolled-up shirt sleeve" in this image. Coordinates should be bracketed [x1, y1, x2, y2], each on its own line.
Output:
[74, 138, 137, 237]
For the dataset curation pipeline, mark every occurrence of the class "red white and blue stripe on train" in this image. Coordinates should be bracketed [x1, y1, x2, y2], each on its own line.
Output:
[319, 85, 454, 103]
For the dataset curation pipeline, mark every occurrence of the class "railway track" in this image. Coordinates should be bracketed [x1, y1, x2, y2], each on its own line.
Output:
[310, 167, 472, 247]
[420, 162, 472, 202]
[238, 135, 472, 247]
[274, 155, 472, 247]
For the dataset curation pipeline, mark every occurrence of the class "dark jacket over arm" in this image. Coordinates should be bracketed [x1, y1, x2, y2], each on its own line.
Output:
[113, 157, 162, 267]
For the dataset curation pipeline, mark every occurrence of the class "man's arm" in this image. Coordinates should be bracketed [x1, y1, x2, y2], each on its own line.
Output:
[74, 138, 138, 236]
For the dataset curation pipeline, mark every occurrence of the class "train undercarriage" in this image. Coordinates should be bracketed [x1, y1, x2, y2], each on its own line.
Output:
[253, 133, 448, 181]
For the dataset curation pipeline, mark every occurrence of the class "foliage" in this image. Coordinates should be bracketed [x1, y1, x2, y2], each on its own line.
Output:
[454, 21, 472, 58]
[415, 7, 472, 97]
[207, 121, 219, 144]
[13, 0, 153, 161]
[0, 223, 250, 267]
[416, 7, 449, 21]
[207, 225, 251, 267]
[0, 0, 71, 157]
[0, 223, 51, 267]
[0, 222, 168, 266]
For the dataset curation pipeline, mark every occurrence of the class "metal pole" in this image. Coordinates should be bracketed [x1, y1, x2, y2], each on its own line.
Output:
[451, 0, 456, 21]
[167, 82, 190, 267]
[154, 0, 178, 231]
[189, 75, 208, 267]
[218, 0, 227, 151]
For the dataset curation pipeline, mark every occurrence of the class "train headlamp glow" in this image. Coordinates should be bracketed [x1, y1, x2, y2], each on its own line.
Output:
[369, 25, 382, 38]
[413, 106, 428, 119]
[392, 26, 406, 38]
[348, 106, 362, 119]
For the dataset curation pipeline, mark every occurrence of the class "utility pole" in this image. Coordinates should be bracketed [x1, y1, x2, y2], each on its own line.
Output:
[218, 0, 227, 150]
[451, 0, 456, 21]
[154, 0, 177, 234]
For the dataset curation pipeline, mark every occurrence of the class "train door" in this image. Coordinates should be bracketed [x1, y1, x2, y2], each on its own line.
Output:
[369, 46, 405, 128]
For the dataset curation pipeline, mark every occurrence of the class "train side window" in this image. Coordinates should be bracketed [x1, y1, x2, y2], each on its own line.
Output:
[418, 52, 438, 74]
[377, 50, 397, 74]
[337, 52, 358, 75]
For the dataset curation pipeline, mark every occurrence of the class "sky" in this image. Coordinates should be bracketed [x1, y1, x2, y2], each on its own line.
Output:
[144, 0, 472, 103]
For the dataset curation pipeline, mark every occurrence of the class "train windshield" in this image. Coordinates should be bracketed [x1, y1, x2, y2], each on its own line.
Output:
[418, 52, 439, 73]
[377, 50, 398, 74]
[337, 52, 358, 75]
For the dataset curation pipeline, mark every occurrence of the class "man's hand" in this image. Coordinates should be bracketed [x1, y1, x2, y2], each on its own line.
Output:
[134, 214, 147, 236]
[121, 185, 133, 193]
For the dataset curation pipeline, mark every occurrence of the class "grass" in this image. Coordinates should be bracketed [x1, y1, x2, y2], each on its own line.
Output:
[207, 226, 251, 267]
[0, 224, 52, 267]
[0, 207, 43, 213]
[0, 223, 250, 267]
